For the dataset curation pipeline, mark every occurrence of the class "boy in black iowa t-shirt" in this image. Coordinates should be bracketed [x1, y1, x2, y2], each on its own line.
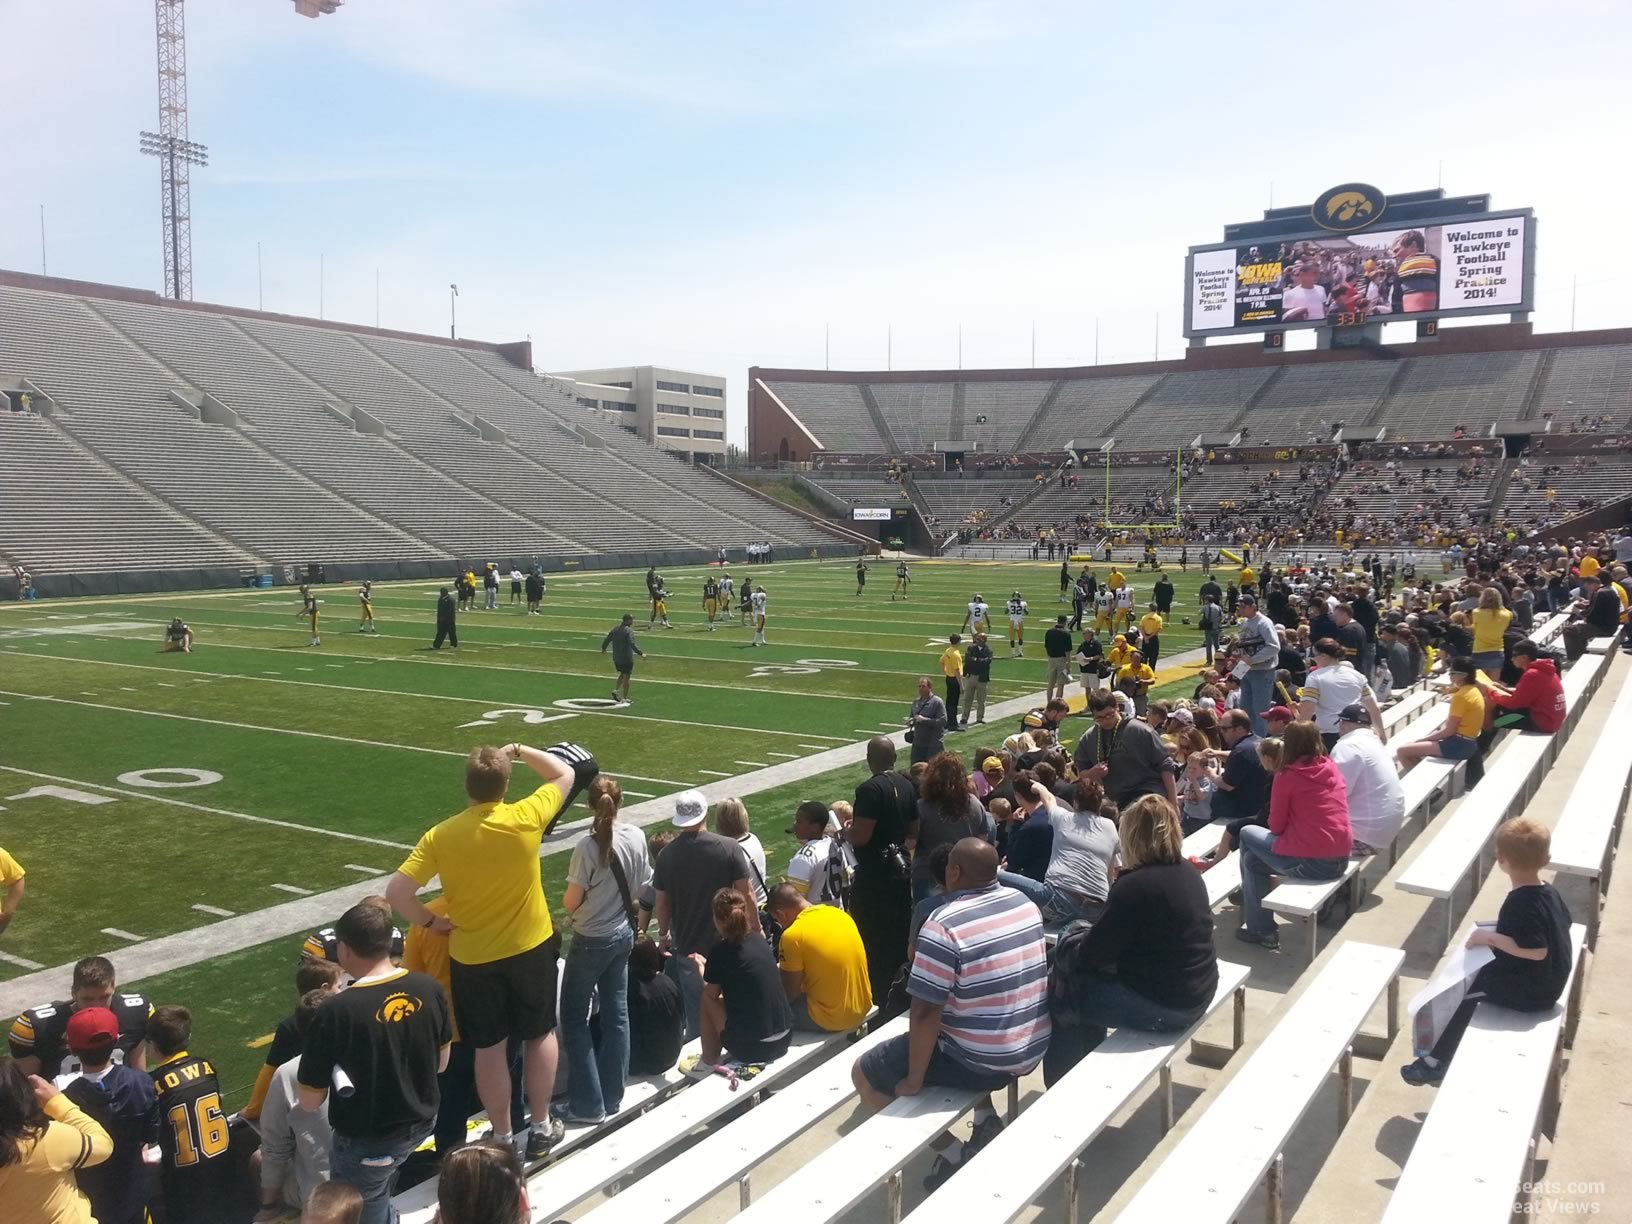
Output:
[297, 902, 452, 1221]
[1400, 817, 1573, 1086]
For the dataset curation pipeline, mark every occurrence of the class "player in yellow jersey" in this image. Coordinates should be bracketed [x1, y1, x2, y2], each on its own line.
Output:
[297, 584, 320, 646]
[357, 580, 377, 634]
[702, 575, 719, 632]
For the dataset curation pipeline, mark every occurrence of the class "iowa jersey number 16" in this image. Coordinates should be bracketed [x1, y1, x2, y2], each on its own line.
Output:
[168, 1092, 230, 1165]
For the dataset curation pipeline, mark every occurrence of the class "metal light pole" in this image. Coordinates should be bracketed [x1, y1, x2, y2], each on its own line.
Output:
[139, 130, 208, 299]
[449, 283, 459, 339]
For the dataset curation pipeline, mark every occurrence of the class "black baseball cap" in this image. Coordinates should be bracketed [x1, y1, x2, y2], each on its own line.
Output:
[1337, 703, 1371, 726]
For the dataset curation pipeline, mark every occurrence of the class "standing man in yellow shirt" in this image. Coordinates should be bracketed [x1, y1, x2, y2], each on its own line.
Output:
[386, 742, 579, 1162]
[940, 635, 965, 735]
[1116, 651, 1157, 716]
[1138, 604, 1165, 668]
[0, 846, 24, 938]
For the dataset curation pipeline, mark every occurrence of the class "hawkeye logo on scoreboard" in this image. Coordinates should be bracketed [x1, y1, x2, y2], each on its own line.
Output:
[1312, 183, 1385, 233]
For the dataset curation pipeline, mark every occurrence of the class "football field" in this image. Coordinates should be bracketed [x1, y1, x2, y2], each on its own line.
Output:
[0, 556, 1215, 1105]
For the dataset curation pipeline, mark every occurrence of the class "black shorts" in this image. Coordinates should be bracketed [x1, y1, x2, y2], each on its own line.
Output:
[858, 1033, 1014, 1098]
[450, 932, 561, 1048]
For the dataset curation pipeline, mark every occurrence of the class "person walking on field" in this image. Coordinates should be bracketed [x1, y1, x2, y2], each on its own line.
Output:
[601, 614, 645, 707]
[1044, 615, 1073, 705]
[386, 742, 580, 1164]
[433, 586, 458, 650]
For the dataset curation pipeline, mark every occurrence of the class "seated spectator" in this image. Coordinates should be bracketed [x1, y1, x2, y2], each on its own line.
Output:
[434, 1138, 528, 1224]
[1237, 721, 1353, 950]
[851, 839, 1050, 1192]
[1329, 705, 1406, 857]
[302, 1182, 363, 1224]
[1045, 795, 1218, 1081]
[693, 890, 791, 1069]
[58, 1009, 154, 1224]
[912, 752, 995, 903]
[1575, 573, 1622, 636]
[998, 777, 1116, 926]
[0, 1059, 112, 1224]
[1401, 818, 1572, 1086]
[1397, 656, 1486, 766]
[785, 802, 850, 908]
[766, 883, 872, 1033]
[244, 958, 344, 1122]
[626, 940, 685, 1077]
[1481, 640, 1566, 733]
[999, 772, 1054, 883]
[1178, 751, 1217, 835]
[254, 990, 332, 1221]
[1208, 710, 1271, 854]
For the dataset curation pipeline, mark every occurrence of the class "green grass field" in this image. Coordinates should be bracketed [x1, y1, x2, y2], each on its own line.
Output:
[0, 557, 1216, 1106]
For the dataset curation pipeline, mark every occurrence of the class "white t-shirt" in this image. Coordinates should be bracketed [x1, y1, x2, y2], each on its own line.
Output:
[1283, 284, 1329, 320]
[787, 836, 840, 903]
[737, 832, 768, 905]
[1330, 729, 1406, 850]
[1299, 662, 1374, 732]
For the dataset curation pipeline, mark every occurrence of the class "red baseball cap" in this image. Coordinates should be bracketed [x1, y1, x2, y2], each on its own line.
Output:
[65, 1007, 119, 1054]
[1264, 705, 1297, 724]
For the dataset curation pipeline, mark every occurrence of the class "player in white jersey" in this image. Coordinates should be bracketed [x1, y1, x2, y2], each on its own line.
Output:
[718, 573, 734, 614]
[1114, 584, 1136, 632]
[961, 593, 991, 636]
[1005, 591, 1029, 657]
[1094, 585, 1115, 632]
[357, 581, 377, 633]
[751, 588, 768, 646]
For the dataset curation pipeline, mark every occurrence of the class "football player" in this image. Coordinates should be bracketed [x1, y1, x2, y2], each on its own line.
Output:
[702, 575, 720, 631]
[358, 580, 377, 634]
[718, 571, 734, 615]
[961, 593, 991, 637]
[8, 955, 152, 1079]
[297, 583, 321, 647]
[751, 586, 769, 646]
[648, 582, 672, 629]
[855, 559, 867, 597]
[1094, 584, 1115, 633]
[161, 618, 194, 653]
[148, 1005, 236, 1224]
[1115, 582, 1137, 633]
[892, 561, 910, 601]
[1005, 590, 1029, 658]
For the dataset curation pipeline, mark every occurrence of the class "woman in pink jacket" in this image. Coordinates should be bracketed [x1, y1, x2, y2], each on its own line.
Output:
[1236, 720, 1353, 950]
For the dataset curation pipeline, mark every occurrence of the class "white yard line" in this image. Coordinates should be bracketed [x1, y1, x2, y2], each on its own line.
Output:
[0, 950, 44, 970]
[733, 760, 769, 768]
[698, 769, 733, 777]
[0, 764, 417, 851]
[270, 883, 314, 896]
[344, 864, 383, 875]
[192, 904, 235, 917]
[101, 928, 144, 942]
[19, 645, 850, 745]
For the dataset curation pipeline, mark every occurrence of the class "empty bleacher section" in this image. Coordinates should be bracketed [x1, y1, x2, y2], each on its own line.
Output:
[916, 477, 1035, 525]
[0, 276, 854, 586]
[1120, 367, 1276, 449]
[1532, 342, 1632, 431]
[803, 475, 912, 508]
[1020, 373, 1161, 450]
[1236, 360, 1398, 442]
[761, 380, 887, 451]
[960, 380, 1052, 452]
[867, 382, 954, 452]
[1369, 350, 1541, 440]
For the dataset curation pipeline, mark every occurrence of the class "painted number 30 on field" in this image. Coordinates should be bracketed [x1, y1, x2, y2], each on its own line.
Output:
[747, 657, 860, 679]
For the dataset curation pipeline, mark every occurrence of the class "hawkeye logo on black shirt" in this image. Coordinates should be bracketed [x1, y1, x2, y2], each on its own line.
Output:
[1312, 183, 1385, 232]
[377, 992, 422, 1023]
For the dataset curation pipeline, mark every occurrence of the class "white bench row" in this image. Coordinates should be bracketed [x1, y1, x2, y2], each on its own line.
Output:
[1547, 663, 1632, 942]
[902, 962, 1252, 1224]
[1383, 925, 1588, 1222]
[1113, 941, 1406, 1224]
[1397, 649, 1609, 949]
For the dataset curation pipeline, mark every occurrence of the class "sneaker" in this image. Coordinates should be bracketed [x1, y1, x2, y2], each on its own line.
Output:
[922, 1152, 960, 1193]
[524, 1117, 566, 1162]
[1399, 1057, 1445, 1087]
[1234, 927, 1280, 950]
[551, 1105, 607, 1127]
[1227, 887, 1243, 906]
[966, 1113, 1004, 1155]
[611, 690, 621, 703]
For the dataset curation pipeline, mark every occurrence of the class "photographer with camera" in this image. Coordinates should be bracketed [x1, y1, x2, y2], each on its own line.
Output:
[850, 737, 919, 1004]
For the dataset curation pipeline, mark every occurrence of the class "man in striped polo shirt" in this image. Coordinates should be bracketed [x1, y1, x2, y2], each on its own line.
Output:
[851, 838, 1051, 1190]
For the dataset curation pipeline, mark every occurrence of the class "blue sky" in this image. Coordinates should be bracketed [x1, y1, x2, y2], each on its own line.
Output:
[3, 0, 1629, 443]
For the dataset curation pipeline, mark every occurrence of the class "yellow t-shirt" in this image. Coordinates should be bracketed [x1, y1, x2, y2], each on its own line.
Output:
[1117, 663, 1156, 689]
[1240, 567, 1257, 588]
[402, 898, 459, 1043]
[1107, 570, 1126, 591]
[939, 647, 964, 679]
[0, 847, 24, 887]
[1579, 555, 1600, 578]
[1106, 644, 1132, 669]
[1470, 606, 1513, 654]
[398, 782, 563, 965]
[1450, 685, 1486, 738]
[778, 904, 872, 1032]
[1139, 612, 1163, 638]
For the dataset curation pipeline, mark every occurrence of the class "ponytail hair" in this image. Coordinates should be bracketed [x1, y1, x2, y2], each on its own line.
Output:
[588, 776, 623, 864]
[711, 887, 749, 943]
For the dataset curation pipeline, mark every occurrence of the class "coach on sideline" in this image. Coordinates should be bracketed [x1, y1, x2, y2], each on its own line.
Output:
[386, 743, 577, 1162]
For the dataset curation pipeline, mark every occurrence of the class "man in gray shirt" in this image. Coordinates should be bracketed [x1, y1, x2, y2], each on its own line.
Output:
[907, 676, 948, 764]
[601, 614, 645, 707]
[1073, 690, 1180, 810]
[1233, 592, 1281, 736]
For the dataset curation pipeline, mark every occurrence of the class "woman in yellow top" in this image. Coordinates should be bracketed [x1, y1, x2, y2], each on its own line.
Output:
[0, 1062, 113, 1224]
[1469, 586, 1514, 675]
[1397, 655, 1485, 766]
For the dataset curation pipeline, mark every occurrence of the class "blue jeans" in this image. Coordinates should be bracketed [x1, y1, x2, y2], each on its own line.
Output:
[1240, 668, 1275, 737]
[1045, 973, 1207, 1084]
[665, 950, 704, 1041]
[1238, 825, 1347, 936]
[560, 928, 634, 1118]
[1203, 628, 1219, 663]
[997, 870, 1103, 927]
[331, 1121, 434, 1224]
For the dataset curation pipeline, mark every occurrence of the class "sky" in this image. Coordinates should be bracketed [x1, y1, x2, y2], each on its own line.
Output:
[3, 0, 1630, 445]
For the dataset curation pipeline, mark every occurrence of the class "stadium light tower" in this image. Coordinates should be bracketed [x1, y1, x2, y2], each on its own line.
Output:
[140, 0, 207, 300]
